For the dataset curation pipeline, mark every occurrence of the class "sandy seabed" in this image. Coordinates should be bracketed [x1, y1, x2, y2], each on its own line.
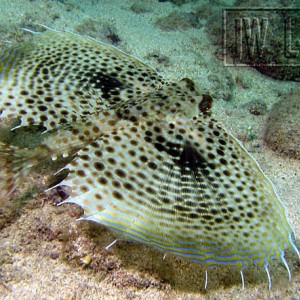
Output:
[0, 0, 299, 299]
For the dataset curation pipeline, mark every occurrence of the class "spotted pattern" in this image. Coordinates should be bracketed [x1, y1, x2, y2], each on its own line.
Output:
[0, 29, 166, 130]
[64, 113, 294, 267]
[0, 28, 298, 274]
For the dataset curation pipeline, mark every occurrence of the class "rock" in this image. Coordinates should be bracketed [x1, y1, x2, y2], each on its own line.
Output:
[197, 0, 300, 81]
[263, 87, 300, 159]
[155, 12, 199, 31]
[243, 99, 268, 116]
[130, 2, 153, 14]
[75, 19, 121, 47]
[158, 0, 196, 5]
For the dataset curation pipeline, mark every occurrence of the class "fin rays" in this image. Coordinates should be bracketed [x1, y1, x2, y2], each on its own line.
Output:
[0, 26, 299, 290]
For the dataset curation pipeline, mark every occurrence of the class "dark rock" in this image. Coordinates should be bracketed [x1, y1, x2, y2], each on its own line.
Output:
[159, 0, 197, 5]
[50, 252, 60, 259]
[197, 0, 300, 81]
[45, 185, 71, 205]
[243, 99, 268, 116]
[145, 51, 171, 67]
[75, 19, 121, 47]
[263, 87, 300, 159]
[155, 11, 199, 31]
[130, 2, 153, 14]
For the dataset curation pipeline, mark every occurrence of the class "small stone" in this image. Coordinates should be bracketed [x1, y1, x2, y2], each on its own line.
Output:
[50, 252, 60, 259]
[243, 99, 268, 116]
[80, 254, 92, 266]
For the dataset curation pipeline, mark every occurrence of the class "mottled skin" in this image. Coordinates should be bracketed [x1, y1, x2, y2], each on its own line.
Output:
[0, 27, 299, 289]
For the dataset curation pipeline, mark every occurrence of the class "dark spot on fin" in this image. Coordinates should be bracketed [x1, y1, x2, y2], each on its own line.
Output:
[154, 141, 181, 158]
[178, 143, 213, 180]
[85, 72, 125, 101]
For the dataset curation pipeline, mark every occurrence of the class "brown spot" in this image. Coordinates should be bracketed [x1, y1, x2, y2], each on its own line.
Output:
[124, 182, 134, 191]
[128, 150, 136, 156]
[140, 155, 148, 163]
[96, 204, 104, 211]
[80, 186, 89, 193]
[98, 177, 108, 185]
[76, 170, 85, 177]
[113, 190, 124, 200]
[95, 194, 103, 200]
[94, 162, 105, 171]
[112, 181, 121, 188]
[80, 155, 90, 161]
[115, 169, 126, 178]
[107, 158, 116, 165]
[93, 126, 100, 133]
[113, 135, 121, 141]
[106, 146, 115, 153]
[95, 150, 103, 158]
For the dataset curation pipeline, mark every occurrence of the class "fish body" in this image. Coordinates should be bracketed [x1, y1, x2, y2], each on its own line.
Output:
[0, 26, 299, 288]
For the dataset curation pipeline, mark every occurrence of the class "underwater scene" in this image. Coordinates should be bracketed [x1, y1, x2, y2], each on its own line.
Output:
[0, 0, 299, 299]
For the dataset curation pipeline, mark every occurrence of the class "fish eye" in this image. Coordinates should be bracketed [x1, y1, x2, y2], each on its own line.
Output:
[199, 94, 213, 113]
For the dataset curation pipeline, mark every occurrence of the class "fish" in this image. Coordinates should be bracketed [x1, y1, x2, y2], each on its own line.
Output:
[0, 25, 299, 289]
